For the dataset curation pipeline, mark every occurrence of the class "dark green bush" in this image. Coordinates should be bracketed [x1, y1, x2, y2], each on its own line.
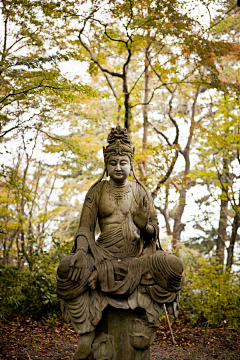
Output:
[0, 263, 60, 319]
[0, 238, 72, 320]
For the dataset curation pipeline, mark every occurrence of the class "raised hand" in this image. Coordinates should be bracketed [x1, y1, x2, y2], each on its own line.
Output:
[133, 195, 150, 231]
[68, 250, 87, 282]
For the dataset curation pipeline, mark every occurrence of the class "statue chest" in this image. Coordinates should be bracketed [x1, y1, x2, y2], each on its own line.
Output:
[98, 184, 133, 218]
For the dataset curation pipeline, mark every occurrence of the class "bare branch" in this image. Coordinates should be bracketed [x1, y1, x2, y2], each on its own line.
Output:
[130, 85, 163, 108]
[78, 23, 123, 79]
[103, 73, 122, 121]
[168, 88, 179, 145]
[210, 4, 238, 30]
[1, 14, 8, 62]
[0, 114, 39, 138]
[129, 67, 148, 95]
[0, 81, 74, 106]
[103, 73, 118, 99]
[5, 36, 28, 55]
[181, 84, 201, 169]
[151, 149, 179, 200]
[93, 19, 129, 45]
[146, 51, 173, 94]
[28, 161, 42, 238]
[148, 120, 172, 147]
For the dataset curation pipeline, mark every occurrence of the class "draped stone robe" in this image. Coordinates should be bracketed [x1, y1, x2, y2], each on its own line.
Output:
[57, 180, 182, 334]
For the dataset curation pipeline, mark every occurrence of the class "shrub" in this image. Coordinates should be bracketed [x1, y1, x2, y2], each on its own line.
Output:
[181, 253, 240, 330]
[0, 263, 60, 319]
[0, 238, 72, 320]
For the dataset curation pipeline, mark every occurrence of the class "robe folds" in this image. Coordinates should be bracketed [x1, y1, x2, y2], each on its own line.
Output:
[57, 180, 182, 334]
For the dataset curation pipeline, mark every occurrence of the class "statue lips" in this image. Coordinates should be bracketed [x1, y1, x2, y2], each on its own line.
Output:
[111, 170, 126, 181]
[114, 171, 123, 177]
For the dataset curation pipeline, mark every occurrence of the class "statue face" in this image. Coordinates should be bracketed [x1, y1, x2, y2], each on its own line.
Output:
[107, 154, 131, 183]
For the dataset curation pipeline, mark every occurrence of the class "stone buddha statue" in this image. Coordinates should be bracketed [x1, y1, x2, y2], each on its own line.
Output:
[57, 125, 183, 360]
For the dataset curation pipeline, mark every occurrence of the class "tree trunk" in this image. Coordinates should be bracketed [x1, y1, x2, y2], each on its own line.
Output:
[226, 214, 239, 269]
[123, 67, 131, 131]
[171, 85, 201, 255]
[139, 51, 150, 181]
[143, 55, 150, 152]
[226, 190, 240, 270]
[216, 196, 228, 265]
[216, 158, 230, 265]
[124, 90, 130, 130]
[172, 187, 186, 254]
[157, 185, 172, 236]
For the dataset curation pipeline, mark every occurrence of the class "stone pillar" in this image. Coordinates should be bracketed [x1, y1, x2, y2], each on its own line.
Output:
[87, 306, 158, 360]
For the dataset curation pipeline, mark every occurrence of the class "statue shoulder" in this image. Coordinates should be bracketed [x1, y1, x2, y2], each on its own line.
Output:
[130, 180, 151, 199]
[85, 180, 106, 204]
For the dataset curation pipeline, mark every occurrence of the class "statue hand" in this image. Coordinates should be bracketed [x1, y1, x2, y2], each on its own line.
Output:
[68, 250, 87, 282]
[133, 195, 150, 231]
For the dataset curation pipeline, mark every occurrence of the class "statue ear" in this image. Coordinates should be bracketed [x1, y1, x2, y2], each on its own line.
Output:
[103, 147, 108, 175]
[105, 164, 108, 177]
[130, 161, 134, 177]
[131, 147, 135, 175]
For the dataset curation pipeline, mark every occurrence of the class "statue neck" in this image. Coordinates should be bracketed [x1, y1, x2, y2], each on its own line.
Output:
[109, 178, 129, 187]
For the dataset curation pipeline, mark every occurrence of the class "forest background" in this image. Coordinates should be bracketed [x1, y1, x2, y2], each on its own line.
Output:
[0, 0, 240, 331]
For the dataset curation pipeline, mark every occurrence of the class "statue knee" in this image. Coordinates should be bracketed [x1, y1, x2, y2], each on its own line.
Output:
[149, 251, 183, 292]
[57, 255, 72, 279]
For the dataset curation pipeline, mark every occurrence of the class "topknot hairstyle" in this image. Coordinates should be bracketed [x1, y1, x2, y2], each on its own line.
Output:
[103, 125, 134, 166]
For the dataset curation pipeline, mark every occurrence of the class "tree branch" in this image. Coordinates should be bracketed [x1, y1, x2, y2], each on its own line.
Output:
[168, 88, 179, 145]
[5, 36, 28, 56]
[146, 51, 173, 94]
[2, 14, 8, 62]
[78, 23, 123, 79]
[130, 85, 163, 108]
[151, 149, 179, 200]
[210, 4, 238, 30]
[148, 120, 172, 147]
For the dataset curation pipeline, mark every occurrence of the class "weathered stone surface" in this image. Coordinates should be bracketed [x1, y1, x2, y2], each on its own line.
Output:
[57, 125, 183, 360]
[84, 306, 158, 360]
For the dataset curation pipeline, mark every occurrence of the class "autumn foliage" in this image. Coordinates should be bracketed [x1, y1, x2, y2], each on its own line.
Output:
[0, 0, 240, 335]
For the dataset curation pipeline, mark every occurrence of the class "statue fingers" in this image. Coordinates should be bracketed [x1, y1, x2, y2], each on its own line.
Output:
[68, 266, 74, 279]
[79, 267, 86, 280]
[74, 268, 82, 281]
[89, 279, 97, 290]
[71, 267, 79, 281]
[69, 256, 77, 267]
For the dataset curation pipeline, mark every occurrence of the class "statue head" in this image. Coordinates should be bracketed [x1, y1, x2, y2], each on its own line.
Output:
[91, 124, 148, 194]
[103, 125, 134, 172]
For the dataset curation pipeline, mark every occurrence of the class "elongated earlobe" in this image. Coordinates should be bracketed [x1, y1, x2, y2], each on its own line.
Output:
[129, 163, 133, 177]
[105, 164, 108, 177]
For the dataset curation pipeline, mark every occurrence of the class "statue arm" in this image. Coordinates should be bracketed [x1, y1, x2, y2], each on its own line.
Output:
[72, 182, 103, 253]
[68, 183, 104, 281]
[148, 197, 159, 241]
[137, 183, 159, 241]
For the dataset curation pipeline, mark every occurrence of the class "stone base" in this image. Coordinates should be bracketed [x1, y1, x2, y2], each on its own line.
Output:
[85, 306, 158, 360]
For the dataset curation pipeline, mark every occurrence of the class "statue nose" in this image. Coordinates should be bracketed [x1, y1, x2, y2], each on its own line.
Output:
[116, 163, 121, 170]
